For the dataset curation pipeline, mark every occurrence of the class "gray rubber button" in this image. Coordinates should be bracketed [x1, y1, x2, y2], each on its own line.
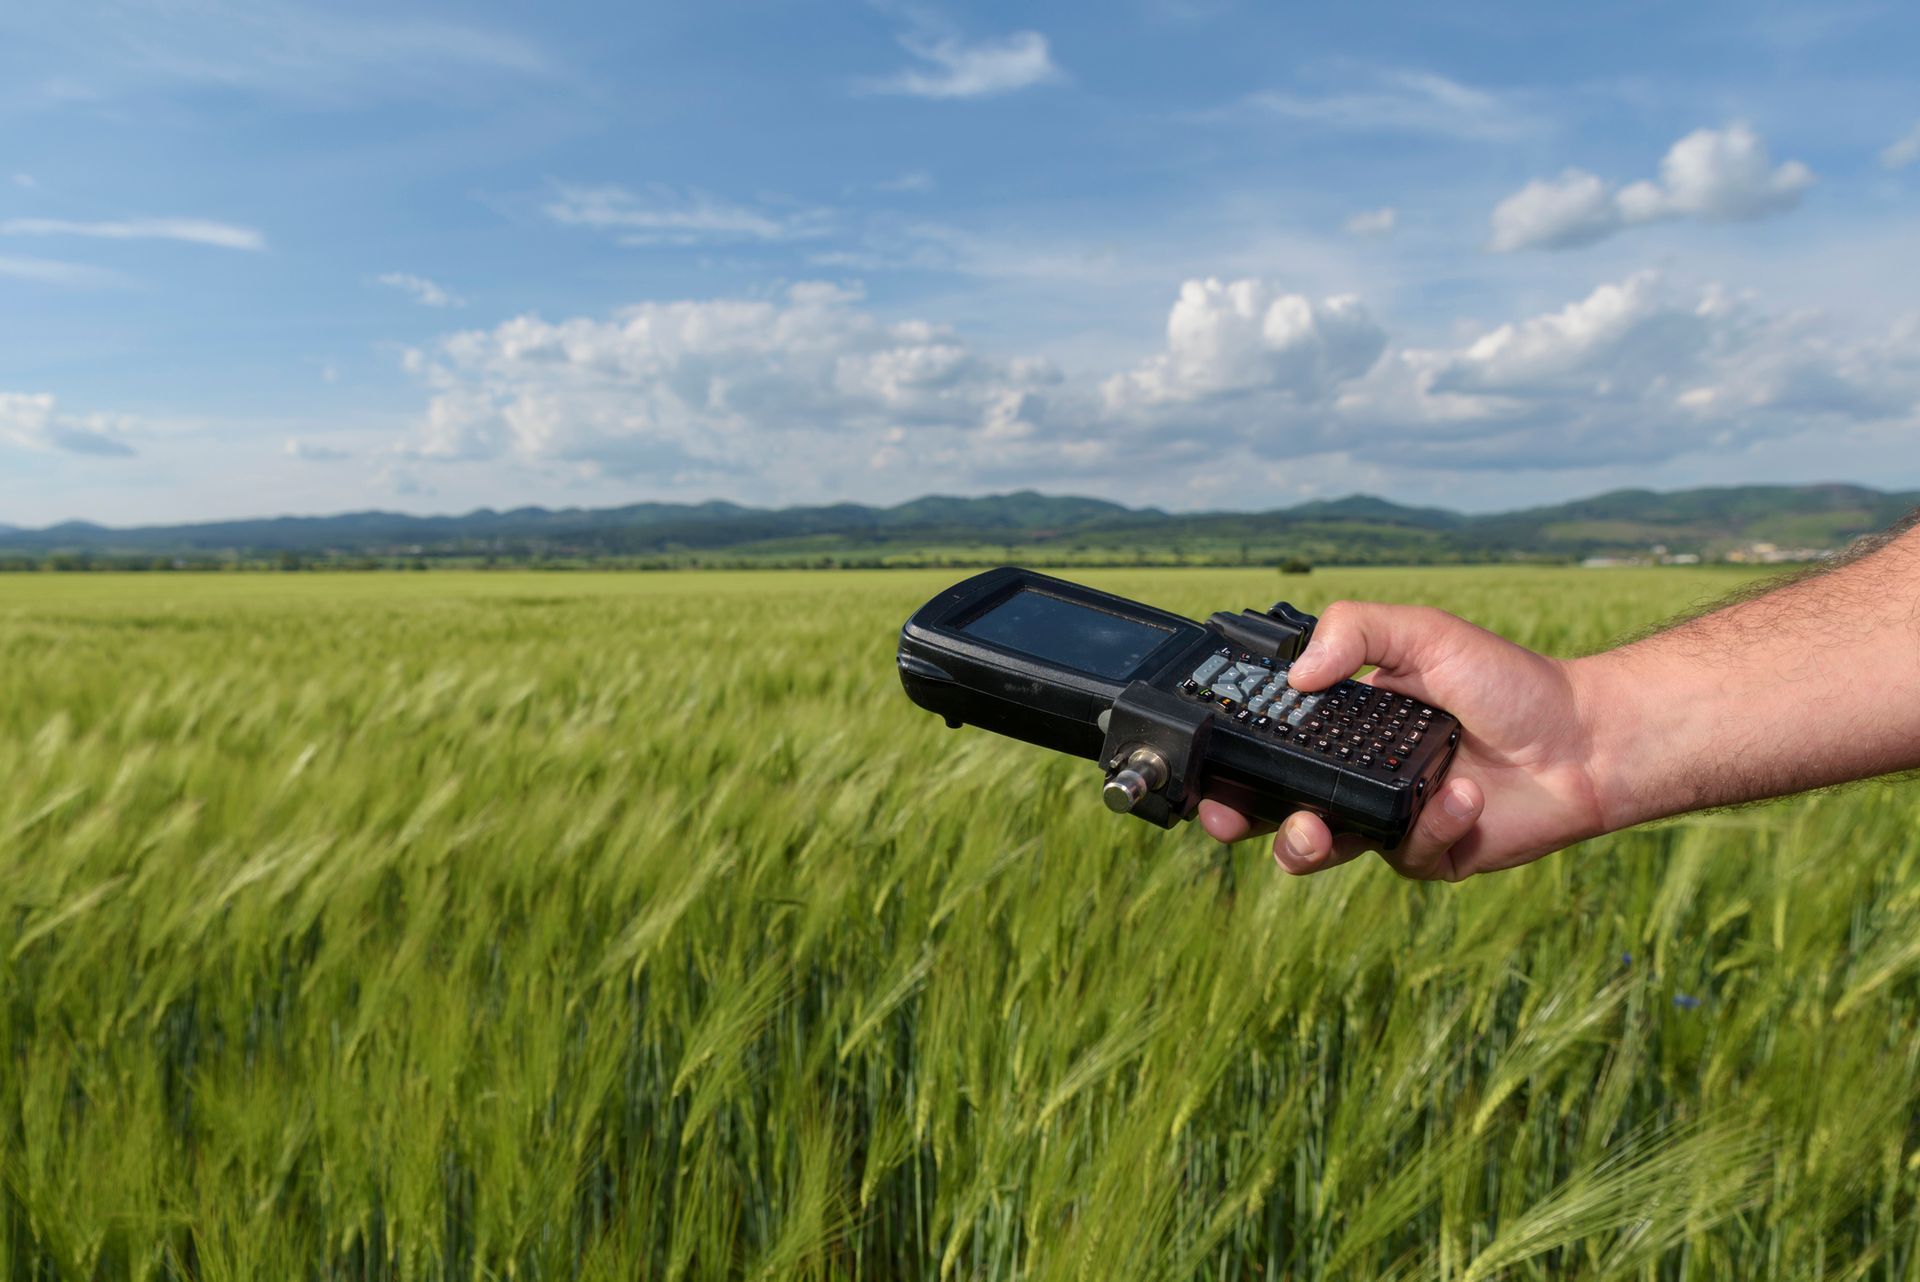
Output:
[1192, 655, 1229, 685]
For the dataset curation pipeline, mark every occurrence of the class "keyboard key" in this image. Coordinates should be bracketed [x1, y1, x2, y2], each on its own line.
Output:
[1191, 655, 1230, 686]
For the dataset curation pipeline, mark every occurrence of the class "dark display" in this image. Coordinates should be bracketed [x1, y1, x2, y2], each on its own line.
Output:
[960, 588, 1172, 679]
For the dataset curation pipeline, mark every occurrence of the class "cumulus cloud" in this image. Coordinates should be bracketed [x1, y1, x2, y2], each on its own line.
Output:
[1092, 274, 1917, 472]
[1337, 273, 1917, 468]
[1490, 124, 1812, 252]
[863, 30, 1064, 99]
[544, 184, 831, 246]
[1429, 273, 1711, 394]
[0, 392, 136, 456]
[1104, 278, 1386, 410]
[1884, 122, 1920, 171]
[376, 272, 463, 307]
[1343, 207, 1397, 237]
[388, 272, 1920, 496]
[398, 281, 1075, 485]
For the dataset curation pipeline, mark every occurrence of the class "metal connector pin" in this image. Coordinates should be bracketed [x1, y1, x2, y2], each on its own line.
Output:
[1101, 747, 1169, 814]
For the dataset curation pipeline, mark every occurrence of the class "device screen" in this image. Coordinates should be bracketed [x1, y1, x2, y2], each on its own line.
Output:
[960, 588, 1175, 679]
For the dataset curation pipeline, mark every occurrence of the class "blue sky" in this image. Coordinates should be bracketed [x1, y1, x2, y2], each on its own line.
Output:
[2, 0, 1918, 525]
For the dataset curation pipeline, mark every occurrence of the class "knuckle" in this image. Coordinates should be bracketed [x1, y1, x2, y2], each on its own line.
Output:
[1318, 600, 1364, 632]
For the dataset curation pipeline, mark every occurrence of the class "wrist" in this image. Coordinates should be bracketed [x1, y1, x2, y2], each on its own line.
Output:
[1565, 647, 1667, 835]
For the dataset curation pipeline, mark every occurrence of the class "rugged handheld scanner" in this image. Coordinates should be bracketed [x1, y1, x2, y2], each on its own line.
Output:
[897, 567, 1462, 846]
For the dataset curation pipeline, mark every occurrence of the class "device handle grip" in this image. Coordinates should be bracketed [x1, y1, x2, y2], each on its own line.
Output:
[1203, 601, 1317, 662]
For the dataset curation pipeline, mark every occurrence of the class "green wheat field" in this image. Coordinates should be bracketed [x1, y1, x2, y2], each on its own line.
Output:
[6, 566, 1920, 1280]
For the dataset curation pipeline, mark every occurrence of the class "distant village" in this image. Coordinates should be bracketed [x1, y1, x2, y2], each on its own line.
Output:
[1582, 541, 1836, 568]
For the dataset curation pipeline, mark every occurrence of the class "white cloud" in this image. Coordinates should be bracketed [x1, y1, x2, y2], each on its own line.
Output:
[286, 437, 349, 462]
[0, 217, 265, 251]
[376, 272, 463, 308]
[1104, 278, 1386, 410]
[1338, 273, 1917, 468]
[398, 281, 1073, 486]
[1429, 273, 1713, 394]
[385, 271, 1920, 500]
[1487, 170, 1619, 252]
[1490, 124, 1812, 252]
[1621, 125, 1814, 221]
[0, 392, 136, 457]
[1232, 68, 1530, 142]
[1090, 273, 1917, 474]
[1884, 122, 1920, 170]
[0, 255, 121, 287]
[543, 184, 831, 246]
[10, 173, 34, 189]
[1343, 207, 1397, 238]
[864, 30, 1064, 99]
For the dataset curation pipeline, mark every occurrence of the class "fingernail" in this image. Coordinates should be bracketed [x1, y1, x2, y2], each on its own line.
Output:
[1283, 820, 1317, 862]
[1442, 785, 1476, 820]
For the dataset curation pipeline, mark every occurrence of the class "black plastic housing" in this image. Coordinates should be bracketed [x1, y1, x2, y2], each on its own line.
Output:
[897, 566, 1461, 846]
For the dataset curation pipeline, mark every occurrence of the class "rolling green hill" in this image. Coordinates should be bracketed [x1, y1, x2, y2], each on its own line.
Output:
[3, 483, 1914, 568]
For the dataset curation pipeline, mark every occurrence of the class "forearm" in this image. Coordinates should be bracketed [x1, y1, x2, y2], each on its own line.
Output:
[1574, 523, 1920, 831]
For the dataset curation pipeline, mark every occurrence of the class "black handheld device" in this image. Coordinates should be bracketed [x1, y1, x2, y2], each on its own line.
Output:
[896, 567, 1461, 846]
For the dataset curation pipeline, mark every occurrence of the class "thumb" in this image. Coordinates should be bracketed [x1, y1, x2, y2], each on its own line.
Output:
[1286, 600, 1457, 697]
[1379, 776, 1483, 882]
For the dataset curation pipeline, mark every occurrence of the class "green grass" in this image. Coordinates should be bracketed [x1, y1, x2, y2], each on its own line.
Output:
[5, 566, 1919, 1280]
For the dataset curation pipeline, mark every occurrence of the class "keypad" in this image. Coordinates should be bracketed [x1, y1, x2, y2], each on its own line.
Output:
[1180, 647, 1446, 776]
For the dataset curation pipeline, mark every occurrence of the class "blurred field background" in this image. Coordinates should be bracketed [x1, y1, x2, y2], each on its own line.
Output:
[6, 566, 1920, 1280]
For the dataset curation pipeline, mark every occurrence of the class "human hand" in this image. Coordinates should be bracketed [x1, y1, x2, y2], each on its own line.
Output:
[1198, 602, 1609, 880]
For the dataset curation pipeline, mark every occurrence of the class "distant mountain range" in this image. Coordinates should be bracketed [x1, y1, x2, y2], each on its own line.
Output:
[3, 483, 1914, 566]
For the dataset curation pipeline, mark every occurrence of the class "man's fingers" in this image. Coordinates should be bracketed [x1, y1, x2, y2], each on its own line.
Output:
[1268, 814, 1370, 875]
[1270, 811, 1332, 872]
[1286, 601, 1458, 699]
[1379, 777, 1484, 881]
[1197, 799, 1275, 843]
